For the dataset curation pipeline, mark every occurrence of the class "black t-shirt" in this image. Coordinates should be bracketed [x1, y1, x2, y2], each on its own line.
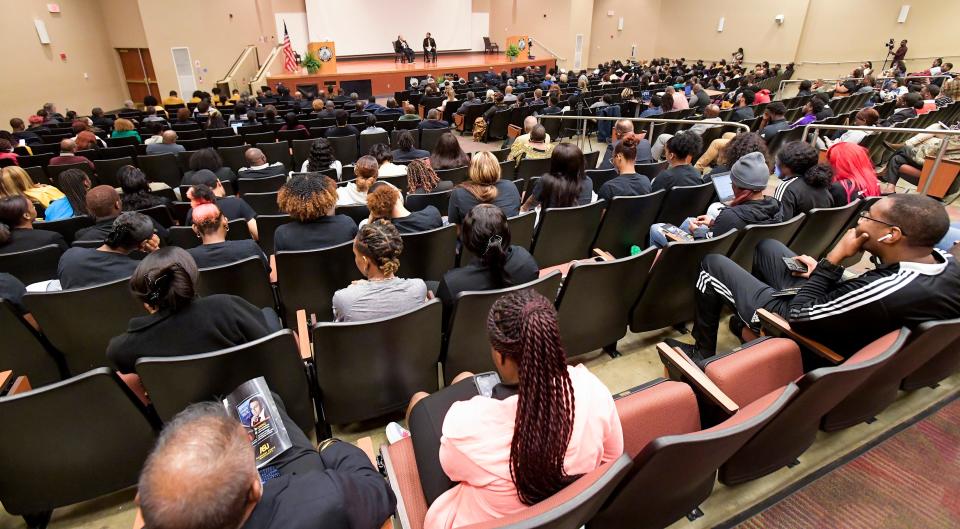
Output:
[531, 176, 594, 208]
[326, 126, 359, 138]
[392, 206, 444, 234]
[437, 245, 539, 324]
[774, 177, 834, 220]
[0, 228, 68, 254]
[188, 240, 270, 271]
[651, 165, 703, 193]
[0, 273, 27, 313]
[185, 197, 256, 224]
[598, 173, 652, 202]
[274, 215, 358, 253]
[183, 167, 239, 186]
[75, 217, 168, 244]
[106, 294, 270, 373]
[238, 164, 287, 179]
[447, 180, 521, 225]
[392, 148, 431, 162]
[57, 247, 140, 289]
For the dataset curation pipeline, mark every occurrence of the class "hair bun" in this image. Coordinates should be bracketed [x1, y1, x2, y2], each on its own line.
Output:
[620, 133, 640, 148]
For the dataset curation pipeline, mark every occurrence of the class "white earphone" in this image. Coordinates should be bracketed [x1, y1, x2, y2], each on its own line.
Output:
[877, 234, 894, 242]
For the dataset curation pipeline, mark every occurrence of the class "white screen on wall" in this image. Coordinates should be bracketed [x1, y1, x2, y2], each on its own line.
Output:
[305, 0, 473, 56]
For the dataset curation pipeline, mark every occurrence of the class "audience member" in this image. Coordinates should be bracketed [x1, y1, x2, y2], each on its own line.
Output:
[327, 110, 360, 138]
[651, 105, 722, 161]
[143, 121, 165, 145]
[774, 142, 834, 219]
[238, 148, 286, 179]
[0, 166, 64, 208]
[651, 132, 704, 192]
[49, 138, 95, 169]
[826, 142, 880, 206]
[110, 118, 142, 143]
[9, 118, 41, 145]
[0, 195, 67, 254]
[882, 125, 960, 189]
[184, 176, 258, 240]
[429, 132, 470, 170]
[419, 109, 449, 130]
[370, 143, 407, 177]
[447, 151, 521, 224]
[187, 202, 269, 272]
[361, 115, 387, 135]
[507, 125, 553, 166]
[600, 119, 652, 169]
[731, 89, 756, 121]
[759, 102, 790, 140]
[58, 212, 159, 289]
[302, 138, 343, 179]
[118, 166, 169, 212]
[337, 155, 380, 206]
[162, 90, 184, 106]
[399, 103, 421, 122]
[274, 174, 357, 252]
[43, 169, 90, 221]
[406, 159, 450, 195]
[184, 147, 239, 187]
[145, 130, 185, 155]
[881, 92, 922, 127]
[508, 116, 552, 159]
[366, 181, 443, 233]
[279, 112, 306, 134]
[522, 142, 593, 211]
[392, 131, 430, 162]
[90, 107, 114, 131]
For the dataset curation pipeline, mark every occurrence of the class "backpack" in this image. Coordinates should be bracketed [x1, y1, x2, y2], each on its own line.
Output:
[472, 117, 487, 142]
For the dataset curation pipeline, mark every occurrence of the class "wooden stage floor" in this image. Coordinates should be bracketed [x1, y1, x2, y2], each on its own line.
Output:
[266, 52, 556, 96]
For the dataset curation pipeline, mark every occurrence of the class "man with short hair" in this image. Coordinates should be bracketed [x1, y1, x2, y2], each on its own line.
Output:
[539, 95, 562, 115]
[881, 92, 922, 127]
[919, 84, 944, 113]
[317, 100, 337, 120]
[9, 118, 41, 145]
[418, 109, 448, 130]
[145, 130, 185, 155]
[143, 106, 166, 123]
[42, 102, 63, 122]
[291, 91, 311, 111]
[90, 107, 114, 130]
[507, 124, 553, 165]
[375, 98, 402, 117]
[639, 95, 663, 118]
[502, 85, 517, 104]
[508, 115, 553, 160]
[422, 32, 437, 63]
[731, 89, 755, 121]
[137, 401, 395, 529]
[398, 103, 421, 122]
[163, 90, 184, 106]
[670, 194, 960, 361]
[238, 148, 287, 179]
[456, 92, 483, 115]
[759, 102, 790, 140]
[325, 110, 359, 138]
[49, 139, 94, 169]
[74, 186, 123, 243]
[599, 119, 653, 170]
[363, 96, 385, 113]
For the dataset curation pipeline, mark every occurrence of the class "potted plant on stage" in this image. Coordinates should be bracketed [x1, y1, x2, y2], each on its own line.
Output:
[505, 44, 520, 62]
[301, 51, 322, 74]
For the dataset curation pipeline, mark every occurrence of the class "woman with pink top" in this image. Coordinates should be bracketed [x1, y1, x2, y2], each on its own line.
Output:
[399, 290, 624, 529]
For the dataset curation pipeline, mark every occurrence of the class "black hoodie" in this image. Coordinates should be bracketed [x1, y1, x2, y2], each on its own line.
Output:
[708, 196, 783, 236]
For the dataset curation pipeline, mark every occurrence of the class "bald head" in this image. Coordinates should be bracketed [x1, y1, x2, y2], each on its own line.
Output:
[60, 138, 76, 153]
[704, 104, 721, 118]
[325, 100, 335, 110]
[523, 115, 538, 133]
[86, 185, 121, 219]
[139, 403, 260, 529]
[614, 119, 634, 139]
[161, 130, 178, 144]
[426, 109, 440, 120]
[245, 147, 267, 166]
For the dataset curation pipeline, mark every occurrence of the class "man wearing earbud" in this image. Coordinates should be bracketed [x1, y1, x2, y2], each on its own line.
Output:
[667, 194, 960, 362]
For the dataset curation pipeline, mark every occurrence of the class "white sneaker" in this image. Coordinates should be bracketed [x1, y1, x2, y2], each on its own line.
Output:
[385, 421, 411, 444]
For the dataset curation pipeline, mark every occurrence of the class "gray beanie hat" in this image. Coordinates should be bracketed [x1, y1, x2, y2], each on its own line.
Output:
[730, 151, 770, 191]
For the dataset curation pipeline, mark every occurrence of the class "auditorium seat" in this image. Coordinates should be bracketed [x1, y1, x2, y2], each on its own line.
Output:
[498, 159, 516, 180]
[515, 157, 552, 187]
[256, 141, 293, 168]
[396, 224, 457, 282]
[0, 299, 65, 386]
[218, 145, 252, 172]
[33, 215, 94, 245]
[106, 136, 140, 148]
[244, 191, 281, 215]
[243, 131, 276, 145]
[93, 156, 135, 188]
[382, 436, 631, 529]
[167, 218, 251, 249]
[787, 200, 861, 259]
[136, 329, 315, 434]
[359, 132, 390, 156]
[405, 188, 452, 216]
[0, 367, 158, 528]
[310, 299, 442, 424]
[586, 168, 618, 194]
[442, 272, 562, 385]
[591, 191, 666, 257]
[433, 166, 468, 185]
[137, 153, 183, 188]
[420, 127, 451, 152]
[177, 138, 209, 151]
[630, 229, 738, 333]
[584, 149, 600, 170]
[0, 243, 62, 284]
[489, 147, 511, 162]
[556, 248, 657, 358]
[531, 201, 604, 268]
[198, 256, 277, 311]
[328, 135, 360, 165]
[634, 161, 669, 179]
[654, 182, 715, 227]
[901, 332, 960, 391]
[210, 135, 245, 148]
[726, 214, 806, 272]
[590, 376, 797, 529]
[46, 162, 95, 186]
[277, 128, 309, 144]
[136, 204, 175, 228]
[276, 240, 363, 323]
[238, 174, 285, 195]
[255, 213, 292, 253]
[291, 139, 315, 169]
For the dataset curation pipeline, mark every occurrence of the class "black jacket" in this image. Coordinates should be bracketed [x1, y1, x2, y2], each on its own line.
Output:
[437, 245, 539, 324]
[774, 177, 833, 220]
[423, 37, 436, 50]
[706, 196, 783, 236]
[881, 107, 917, 128]
[238, 163, 287, 179]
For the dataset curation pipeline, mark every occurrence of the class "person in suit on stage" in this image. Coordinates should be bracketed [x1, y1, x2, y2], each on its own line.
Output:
[395, 35, 415, 63]
[423, 33, 437, 63]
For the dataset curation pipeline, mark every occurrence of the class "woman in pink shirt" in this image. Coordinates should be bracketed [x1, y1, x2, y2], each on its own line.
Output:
[409, 290, 623, 529]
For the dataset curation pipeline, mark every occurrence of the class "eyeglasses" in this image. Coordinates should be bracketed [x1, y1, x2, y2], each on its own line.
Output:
[858, 211, 907, 236]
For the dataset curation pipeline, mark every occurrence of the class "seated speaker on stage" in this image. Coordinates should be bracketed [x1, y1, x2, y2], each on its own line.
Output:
[423, 32, 437, 63]
[395, 35, 415, 63]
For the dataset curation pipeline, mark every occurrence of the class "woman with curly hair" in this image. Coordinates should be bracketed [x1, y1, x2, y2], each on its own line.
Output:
[331, 219, 428, 322]
[773, 141, 833, 219]
[274, 173, 357, 252]
[119, 166, 169, 212]
[702, 131, 771, 180]
[57, 211, 160, 289]
[400, 289, 622, 528]
[187, 201, 269, 272]
[337, 155, 381, 205]
[407, 158, 452, 194]
[300, 137, 342, 179]
[365, 182, 443, 234]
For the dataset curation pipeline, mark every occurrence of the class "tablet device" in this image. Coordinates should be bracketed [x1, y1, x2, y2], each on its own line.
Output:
[711, 172, 735, 202]
[231, 122, 242, 133]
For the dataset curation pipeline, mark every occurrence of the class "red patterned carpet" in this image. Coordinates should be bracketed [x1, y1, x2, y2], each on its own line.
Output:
[735, 397, 960, 529]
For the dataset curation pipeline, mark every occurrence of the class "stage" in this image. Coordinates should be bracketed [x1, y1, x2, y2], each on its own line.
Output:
[266, 52, 557, 97]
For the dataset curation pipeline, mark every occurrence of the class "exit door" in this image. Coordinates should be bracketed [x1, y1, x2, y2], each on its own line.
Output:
[116, 48, 159, 105]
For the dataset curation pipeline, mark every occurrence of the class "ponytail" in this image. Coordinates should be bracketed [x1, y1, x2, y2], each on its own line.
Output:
[486, 290, 577, 505]
[104, 212, 155, 251]
[462, 204, 513, 287]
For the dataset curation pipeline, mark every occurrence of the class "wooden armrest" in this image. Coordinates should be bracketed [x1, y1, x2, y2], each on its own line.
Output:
[592, 248, 616, 261]
[656, 343, 738, 415]
[356, 437, 394, 529]
[296, 309, 312, 361]
[756, 309, 844, 364]
[8, 375, 32, 396]
[0, 370, 12, 395]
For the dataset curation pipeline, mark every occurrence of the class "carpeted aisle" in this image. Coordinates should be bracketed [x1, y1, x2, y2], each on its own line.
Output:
[735, 397, 960, 529]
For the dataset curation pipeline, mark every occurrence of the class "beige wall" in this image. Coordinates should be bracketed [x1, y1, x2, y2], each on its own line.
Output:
[589, 0, 660, 66]
[0, 0, 128, 123]
[489, 0, 589, 70]
[99, 0, 147, 48]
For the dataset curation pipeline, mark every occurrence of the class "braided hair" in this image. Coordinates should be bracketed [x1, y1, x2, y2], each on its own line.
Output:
[486, 289, 577, 505]
[406, 159, 440, 194]
[104, 212, 155, 251]
[355, 219, 403, 276]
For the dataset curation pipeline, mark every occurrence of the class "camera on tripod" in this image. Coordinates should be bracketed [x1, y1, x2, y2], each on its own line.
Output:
[885, 38, 895, 51]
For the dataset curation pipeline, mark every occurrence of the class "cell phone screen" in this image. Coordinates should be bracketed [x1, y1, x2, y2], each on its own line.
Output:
[473, 372, 501, 398]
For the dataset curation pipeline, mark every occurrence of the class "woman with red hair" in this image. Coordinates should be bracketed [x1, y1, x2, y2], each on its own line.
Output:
[826, 142, 880, 206]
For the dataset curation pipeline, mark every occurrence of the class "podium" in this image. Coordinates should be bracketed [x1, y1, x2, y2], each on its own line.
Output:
[307, 41, 337, 71]
[506, 35, 530, 60]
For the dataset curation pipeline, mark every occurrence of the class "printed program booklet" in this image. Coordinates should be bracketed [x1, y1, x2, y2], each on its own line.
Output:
[223, 377, 292, 468]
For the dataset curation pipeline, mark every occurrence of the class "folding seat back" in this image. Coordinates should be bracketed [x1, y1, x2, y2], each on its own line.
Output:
[434, 165, 469, 185]
[592, 191, 666, 257]
[217, 144, 252, 172]
[516, 157, 553, 187]
[0, 244, 62, 284]
[0, 368, 157, 518]
[420, 127, 451, 153]
[556, 249, 657, 357]
[33, 215, 95, 245]
[726, 214, 806, 272]
[443, 272, 562, 385]
[166, 219, 250, 249]
[210, 135, 245, 148]
[291, 138, 315, 169]
[244, 191, 280, 215]
[178, 138, 209, 151]
[276, 240, 362, 323]
[137, 153, 183, 188]
[630, 230, 738, 333]
[335, 203, 370, 225]
[136, 330, 314, 433]
[24, 277, 147, 375]
[93, 156, 136, 188]
[592, 382, 797, 529]
[531, 201, 604, 268]
[583, 150, 600, 170]
[405, 189, 453, 216]
[311, 300, 441, 424]
[328, 134, 359, 165]
[243, 131, 276, 145]
[359, 131, 389, 156]
[136, 204, 175, 228]
[255, 141, 292, 168]
[822, 320, 960, 431]
[585, 168, 618, 194]
[255, 213, 292, 253]
[487, 109, 512, 141]
[0, 299, 64, 385]
[198, 256, 276, 310]
[654, 182, 715, 227]
[396, 224, 458, 282]
[787, 200, 861, 258]
[702, 331, 909, 485]
[237, 174, 285, 195]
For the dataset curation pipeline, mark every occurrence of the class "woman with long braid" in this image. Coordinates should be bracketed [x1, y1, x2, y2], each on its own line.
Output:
[402, 290, 622, 529]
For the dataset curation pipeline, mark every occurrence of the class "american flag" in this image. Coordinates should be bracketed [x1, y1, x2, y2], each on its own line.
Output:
[281, 22, 297, 72]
